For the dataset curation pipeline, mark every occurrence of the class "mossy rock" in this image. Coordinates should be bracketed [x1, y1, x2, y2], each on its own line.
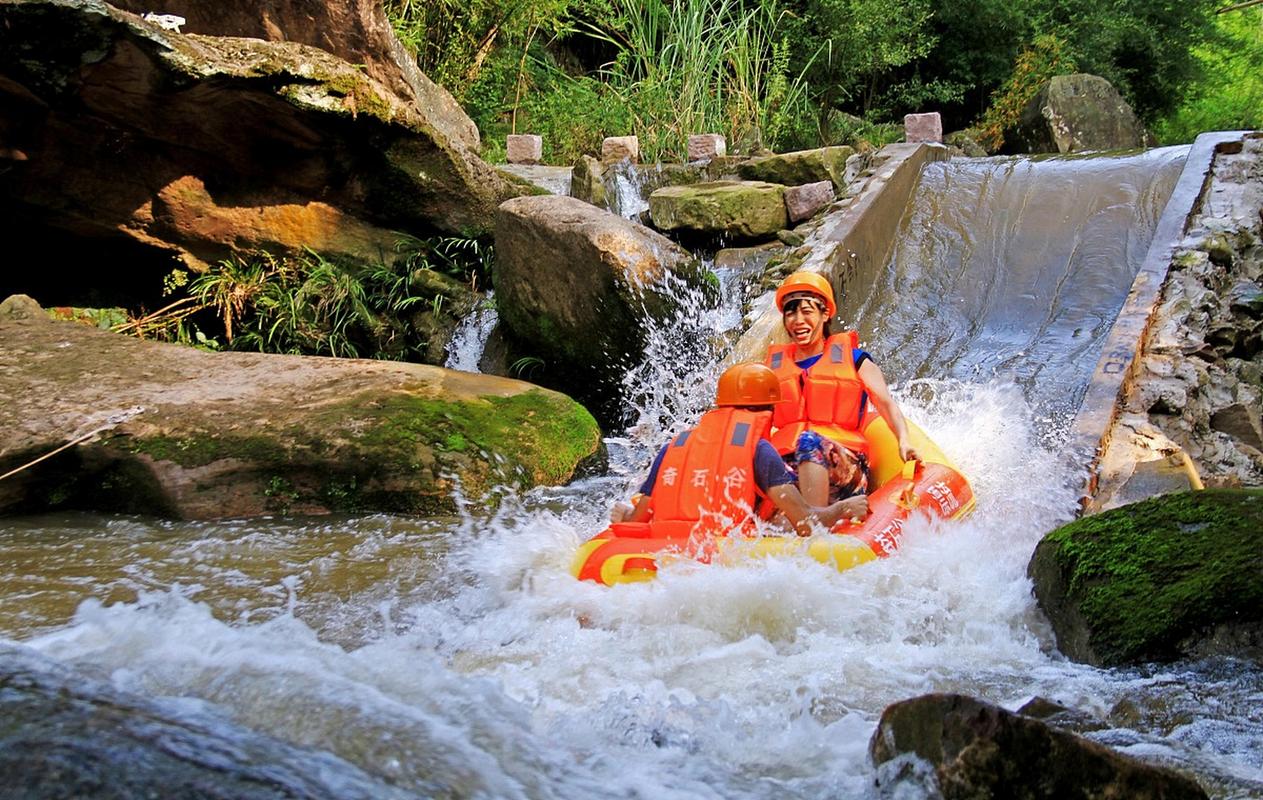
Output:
[736, 146, 855, 191]
[648, 181, 787, 240]
[1028, 489, 1263, 666]
[0, 302, 605, 519]
[97, 388, 605, 517]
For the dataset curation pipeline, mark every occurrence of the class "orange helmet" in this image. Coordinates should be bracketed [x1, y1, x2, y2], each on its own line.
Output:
[775, 271, 837, 318]
[716, 363, 783, 407]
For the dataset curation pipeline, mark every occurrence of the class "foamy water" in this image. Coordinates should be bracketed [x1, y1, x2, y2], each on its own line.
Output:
[4, 378, 1260, 798]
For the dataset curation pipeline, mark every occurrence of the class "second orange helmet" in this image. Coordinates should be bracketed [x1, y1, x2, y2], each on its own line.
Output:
[715, 363, 784, 407]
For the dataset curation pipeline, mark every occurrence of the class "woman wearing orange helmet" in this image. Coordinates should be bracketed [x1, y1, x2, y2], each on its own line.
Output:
[766, 271, 919, 507]
[611, 362, 867, 534]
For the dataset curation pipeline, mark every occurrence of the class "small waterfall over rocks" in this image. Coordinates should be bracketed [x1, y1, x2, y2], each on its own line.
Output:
[607, 160, 651, 221]
[443, 291, 499, 373]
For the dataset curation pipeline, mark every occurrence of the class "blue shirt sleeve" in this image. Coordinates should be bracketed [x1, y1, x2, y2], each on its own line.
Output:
[754, 440, 796, 493]
[637, 444, 669, 495]
[795, 350, 873, 370]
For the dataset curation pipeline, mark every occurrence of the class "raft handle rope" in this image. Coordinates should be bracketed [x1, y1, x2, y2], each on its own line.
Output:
[0, 406, 146, 482]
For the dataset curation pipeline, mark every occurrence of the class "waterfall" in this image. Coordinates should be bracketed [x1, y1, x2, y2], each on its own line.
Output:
[607, 160, 651, 221]
[443, 291, 499, 373]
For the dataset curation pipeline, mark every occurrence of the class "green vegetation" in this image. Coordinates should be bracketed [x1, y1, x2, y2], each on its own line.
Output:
[387, 0, 1259, 159]
[126, 236, 492, 362]
[1031, 489, 1263, 665]
[1153, 6, 1263, 143]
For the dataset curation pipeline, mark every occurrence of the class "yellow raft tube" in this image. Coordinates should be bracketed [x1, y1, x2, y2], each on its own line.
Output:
[572, 415, 975, 586]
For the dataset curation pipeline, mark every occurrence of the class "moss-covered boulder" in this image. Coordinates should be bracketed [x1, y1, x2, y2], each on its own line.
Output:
[648, 181, 788, 240]
[735, 146, 855, 191]
[1028, 490, 1263, 666]
[0, 296, 603, 519]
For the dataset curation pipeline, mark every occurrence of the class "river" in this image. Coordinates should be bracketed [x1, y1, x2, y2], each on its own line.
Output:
[1, 149, 1260, 799]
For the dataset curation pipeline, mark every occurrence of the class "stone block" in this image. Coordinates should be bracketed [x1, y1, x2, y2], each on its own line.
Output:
[737, 146, 854, 191]
[649, 181, 787, 239]
[784, 180, 835, 224]
[601, 136, 640, 164]
[506, 134, 542, 165]
[687, 134, 727, 162]
[904, 112, 943, 144]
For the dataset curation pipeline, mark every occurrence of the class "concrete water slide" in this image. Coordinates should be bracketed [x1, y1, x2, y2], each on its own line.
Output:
[734, 132, 1252, 514]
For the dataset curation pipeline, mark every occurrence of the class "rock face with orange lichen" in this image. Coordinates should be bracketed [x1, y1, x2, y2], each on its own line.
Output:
[0, 0, 530, 288]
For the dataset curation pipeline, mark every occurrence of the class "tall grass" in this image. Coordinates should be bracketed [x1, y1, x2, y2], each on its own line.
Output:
[590, 0, 815, 161]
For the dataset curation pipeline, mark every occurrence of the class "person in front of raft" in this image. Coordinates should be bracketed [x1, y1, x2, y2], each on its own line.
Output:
[611, 362, 868, 536]
[767, 271, 919, 505]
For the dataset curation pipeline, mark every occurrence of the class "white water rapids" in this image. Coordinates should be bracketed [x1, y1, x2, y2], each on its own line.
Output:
[2, 153, 1262, 799]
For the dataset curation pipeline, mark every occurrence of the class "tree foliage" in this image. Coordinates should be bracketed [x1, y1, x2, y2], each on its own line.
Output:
[385, 0, 1243, 159]
[780, 0, 950, 118]
[1152, 6, 1263, 143]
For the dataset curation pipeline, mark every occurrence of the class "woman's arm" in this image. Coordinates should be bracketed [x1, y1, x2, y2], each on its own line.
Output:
[767, 484, 868, 535]
[858, 359, 919, 462]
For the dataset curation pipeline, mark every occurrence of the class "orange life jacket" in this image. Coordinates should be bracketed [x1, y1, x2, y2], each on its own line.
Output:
[765, 331, 869, 454]
[647, 407, 774, 537]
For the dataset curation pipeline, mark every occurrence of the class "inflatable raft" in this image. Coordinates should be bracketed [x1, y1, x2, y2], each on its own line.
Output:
[571, 415, 975, 586]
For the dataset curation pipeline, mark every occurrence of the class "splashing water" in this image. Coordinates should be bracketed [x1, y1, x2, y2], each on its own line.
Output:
[8, 378, 1260, 798]
[618, 262, 746, 453]
[608, 161, 651, 221]
[3, 151, 1262, 798]
[444, 291, 499, 373]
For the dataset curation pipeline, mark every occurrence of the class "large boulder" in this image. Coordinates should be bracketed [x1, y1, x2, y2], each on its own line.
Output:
[105, 0, 479, 151]
[0, 0, 527, 285]
[0, 295, 604, 519]
[648, 181, 788, 240]
[493, 195, 697, 424]
[736, 146, 855, 191]
[1028, 489, 1263, 667]
[870, 693, 1208, 800]
[1004, 74, 1149, 154]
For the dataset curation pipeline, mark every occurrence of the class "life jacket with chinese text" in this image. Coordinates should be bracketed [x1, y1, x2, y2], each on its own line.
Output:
[765, 331, 869, 454]
[647, 407, 774, 537]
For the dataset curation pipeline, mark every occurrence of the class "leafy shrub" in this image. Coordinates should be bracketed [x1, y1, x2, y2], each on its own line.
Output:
[975, 33, 1077, 153]
[131, 238, 492, 362]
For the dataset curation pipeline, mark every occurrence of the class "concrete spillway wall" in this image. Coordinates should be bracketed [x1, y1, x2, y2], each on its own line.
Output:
[1069, 131, 1259, 512]
[731, 142, 949, 361]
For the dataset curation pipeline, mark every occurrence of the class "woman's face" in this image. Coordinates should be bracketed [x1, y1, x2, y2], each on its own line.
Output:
[782, 297, 826, 346]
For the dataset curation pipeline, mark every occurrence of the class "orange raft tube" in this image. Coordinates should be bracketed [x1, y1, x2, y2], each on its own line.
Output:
[571, 415, 975, 586]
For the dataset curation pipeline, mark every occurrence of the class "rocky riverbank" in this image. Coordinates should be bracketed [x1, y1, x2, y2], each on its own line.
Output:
[1094, 133, 1263, 506]
[0, 295, 603, 518]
